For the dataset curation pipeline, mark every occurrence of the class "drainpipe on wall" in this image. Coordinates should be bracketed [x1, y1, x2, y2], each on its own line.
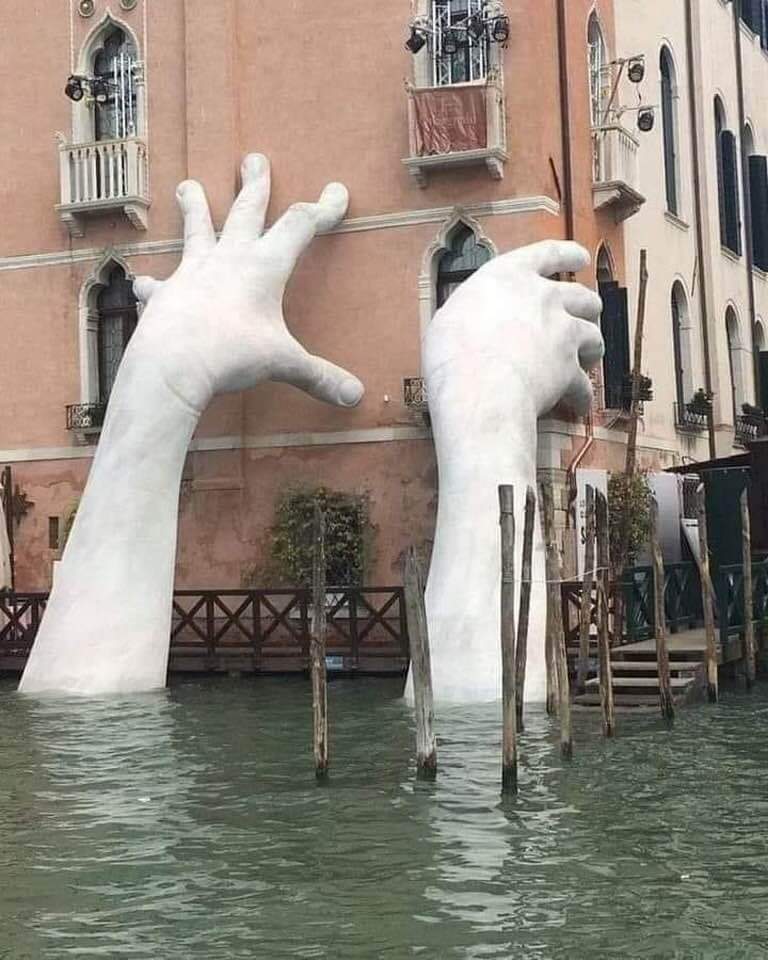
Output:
[685, 0, 717, 459]
[732, 0, 761, 409]
[555, 0, 575, 243]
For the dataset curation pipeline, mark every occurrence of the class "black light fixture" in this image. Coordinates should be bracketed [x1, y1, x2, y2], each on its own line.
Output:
[405, 26, 427, 54]
[467, 13, 486, 41]
[627, 56, 645, 84]
[90, 78, 110, 104]
[64, 75, 85, 102]
[637, 107, 655, 132]
[442, 28, 460, 55]
[491, 15, 510, 44]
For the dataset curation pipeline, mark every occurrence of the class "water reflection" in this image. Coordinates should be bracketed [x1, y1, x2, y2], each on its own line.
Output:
[2, 678, 768, 958]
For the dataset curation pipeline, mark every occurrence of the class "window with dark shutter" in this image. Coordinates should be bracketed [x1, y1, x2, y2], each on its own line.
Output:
[721, 129, 742, 255]
[599, 281, 630, 410]
[749, 155, 768, 271]
[96, 266, 138, 404]
[660, 48, 678, 215]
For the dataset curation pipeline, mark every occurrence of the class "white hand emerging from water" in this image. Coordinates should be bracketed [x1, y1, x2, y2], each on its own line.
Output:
[422, 241, 603, 703]
[20, 155, 362, 695]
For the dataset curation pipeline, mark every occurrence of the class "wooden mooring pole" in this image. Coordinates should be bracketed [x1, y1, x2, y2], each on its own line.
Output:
[595, 489, 616, 737]
[650, 498, 674, 726]
[499, 485, 518, 795]
[540, 479, 573, 759]
[515, 486, 536, 731]
[740, 488, 757, 690]
[310, 505, 329, 780]
[696, 484, 719, 703]
[577, 485, 596, 693]
[403, 546, 437, 779]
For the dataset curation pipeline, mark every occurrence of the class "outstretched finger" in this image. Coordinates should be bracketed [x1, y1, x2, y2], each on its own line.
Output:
[558, 283, 603, 323]
[574, 317, 605, 369]
[177, 180, 216, 262]
[133, 276, 165, 305]
[498, 240, 591, 278]
[272, 342, 363, 408]
[265, 183, 349, 272]
[221, 153, 271, 243]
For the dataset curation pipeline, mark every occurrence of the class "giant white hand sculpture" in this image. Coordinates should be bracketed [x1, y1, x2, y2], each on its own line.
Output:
[19, 155, 363, 695]
[423, 240, 604, 703]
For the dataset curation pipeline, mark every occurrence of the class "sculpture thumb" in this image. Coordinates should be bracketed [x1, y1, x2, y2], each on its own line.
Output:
[273, 344, 364, 408]
[133, 276, 165, 305]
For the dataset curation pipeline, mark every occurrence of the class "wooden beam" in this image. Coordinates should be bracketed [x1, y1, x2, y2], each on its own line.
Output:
[310, 505, 329, 779]
[540, 479, 573, 759]
[740, 488, 757, 690]
[696, 484, 719, 703]
[595, 490, 616, 737]
[404, 546, 437, 779]
[499, 485, 518, 794]
[515, 486, 536, 731]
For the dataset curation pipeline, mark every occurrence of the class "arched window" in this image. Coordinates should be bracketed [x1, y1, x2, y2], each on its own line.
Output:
[715, 97, 741, 255]
[436, 223, 491, 307]
[660, 47, 679, 215]
[671, 282, 693, 411]
[431, 0, 489, 86]
[596, 244, 631, 410]
[588, 14, 608, 127]
[95, 265, 138, 404]
[92, 27, 139, 141]
[726, 306, 745, 421]
[596, 244, 614, 285]
[744, 125, 768, 271]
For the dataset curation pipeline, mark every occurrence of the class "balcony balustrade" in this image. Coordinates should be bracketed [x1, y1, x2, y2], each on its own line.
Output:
[403, 74, 507, 187]
[735, 412, 766, 447]
[57, 136, 150, 237]
[591, 123, 645, 221]
[674, 402, 708, 433]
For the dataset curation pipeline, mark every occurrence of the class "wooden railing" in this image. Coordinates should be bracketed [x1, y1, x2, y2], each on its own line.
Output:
[0, 587, 409, 674]
[715, 560, 768, 643]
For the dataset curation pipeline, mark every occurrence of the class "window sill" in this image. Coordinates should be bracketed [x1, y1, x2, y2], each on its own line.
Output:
[664, 210, 690, 231]
[721, 245, 742, 263]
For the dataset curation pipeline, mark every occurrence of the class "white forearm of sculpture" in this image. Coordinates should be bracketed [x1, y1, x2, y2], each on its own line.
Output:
[424, 368, 547, 703]
[19, 349, 200, 694]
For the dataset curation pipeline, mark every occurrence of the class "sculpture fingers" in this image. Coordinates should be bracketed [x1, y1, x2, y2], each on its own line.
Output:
[220, 153, 271, 244]
[133, 276, 165, 305]
[493, 240, 590, 279]
[264, 182, 349, 272]
[177, 180, 216, 263]
[573, 317, 605, 369]
[557, 282, 603, 323]
[272, 341, 364, 408]
[561, 365, 596, 416]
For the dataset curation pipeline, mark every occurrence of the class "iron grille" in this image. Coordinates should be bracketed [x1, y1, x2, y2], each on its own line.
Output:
[66, 403, 107, 431]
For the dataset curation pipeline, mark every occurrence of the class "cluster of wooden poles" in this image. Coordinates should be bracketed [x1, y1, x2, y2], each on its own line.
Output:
[308, 481, 759, 792]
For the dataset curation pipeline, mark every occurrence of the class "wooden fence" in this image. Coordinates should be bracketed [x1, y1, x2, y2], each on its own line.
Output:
[0, 587, 409, 676]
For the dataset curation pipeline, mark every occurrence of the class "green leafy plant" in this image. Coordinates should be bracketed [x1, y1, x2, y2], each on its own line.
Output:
[608, 471, 653, 565]
[268, 486, 372, 587]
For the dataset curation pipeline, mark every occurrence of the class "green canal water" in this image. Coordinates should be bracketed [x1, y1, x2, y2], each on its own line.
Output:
[2, 676, 768, 959]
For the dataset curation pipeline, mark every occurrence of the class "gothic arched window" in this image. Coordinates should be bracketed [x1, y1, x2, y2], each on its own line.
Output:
[96, 265, 138, 403]
[660, 47, 679, 215]
[93, 27, 139, 141]
[436, 224, 491, 307]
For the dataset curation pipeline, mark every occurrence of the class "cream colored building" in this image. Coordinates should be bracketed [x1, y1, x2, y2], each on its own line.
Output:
[614, 0, 768, 462]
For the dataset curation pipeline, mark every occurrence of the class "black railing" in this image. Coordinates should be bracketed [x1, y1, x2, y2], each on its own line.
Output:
[715, 560, 768, 643]
[0, 587, 409, 673]
[735, 414, 765, 446]
[403, 377, 428, 408]
[675, 402, 707, 433]
[66, 403, 107, 431]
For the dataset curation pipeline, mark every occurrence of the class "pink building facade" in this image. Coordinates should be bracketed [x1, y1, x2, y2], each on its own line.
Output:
[0, 0, 631, 591]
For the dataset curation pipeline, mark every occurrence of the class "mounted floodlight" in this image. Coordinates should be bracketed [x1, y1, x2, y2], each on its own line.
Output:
[442, 28, 460, 55]
[637, 107, 655, 132]
[627, 57, 645, 84]
[467, 14, 486, 41]
[64, 75, 85, 102]
[491, 15, 510, 44]
[405, 26, 427, 54]
[90, 78, 110, 104]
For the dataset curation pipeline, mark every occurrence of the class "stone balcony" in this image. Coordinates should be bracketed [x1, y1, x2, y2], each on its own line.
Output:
[591, 123, 645, 222]
[402, 75, 507, 187]
[56, 136, 150, 237]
